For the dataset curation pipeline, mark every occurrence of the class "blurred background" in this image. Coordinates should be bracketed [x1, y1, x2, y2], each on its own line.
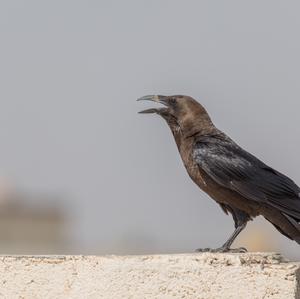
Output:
[0, 0, 299, 259]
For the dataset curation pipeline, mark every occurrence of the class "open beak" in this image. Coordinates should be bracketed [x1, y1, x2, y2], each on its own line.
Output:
[137, 95, 168, 114]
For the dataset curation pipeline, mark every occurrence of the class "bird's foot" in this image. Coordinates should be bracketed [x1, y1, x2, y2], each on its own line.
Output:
[225, 247, 248, 253]
[195, 246, 247, 253]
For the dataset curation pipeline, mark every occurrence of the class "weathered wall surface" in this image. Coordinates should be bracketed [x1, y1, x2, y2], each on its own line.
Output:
[0, 253, 299, 299]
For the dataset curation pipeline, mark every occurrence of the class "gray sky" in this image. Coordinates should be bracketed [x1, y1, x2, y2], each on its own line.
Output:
[0, 1, 300, 257]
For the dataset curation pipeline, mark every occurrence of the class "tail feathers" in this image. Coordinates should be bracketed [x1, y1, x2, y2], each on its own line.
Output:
[283, 213, 300, 231]
[282, 213, 300, 245]
[266, 213, 300, 244]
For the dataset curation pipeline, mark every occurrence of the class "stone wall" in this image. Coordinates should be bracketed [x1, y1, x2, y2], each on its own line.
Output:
[0, 253, 299, 299]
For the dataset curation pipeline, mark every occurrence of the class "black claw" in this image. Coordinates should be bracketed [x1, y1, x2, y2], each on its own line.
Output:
[233, 247, 248, 253]
[195, 248, 212, 252]
[195, 246, 248, 253]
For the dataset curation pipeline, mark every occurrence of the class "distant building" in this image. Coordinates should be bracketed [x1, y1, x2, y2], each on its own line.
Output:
[0, 185, 71, 254]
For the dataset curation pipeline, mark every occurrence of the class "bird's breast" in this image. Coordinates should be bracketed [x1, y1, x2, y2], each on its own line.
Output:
[179, 141, 209, 190]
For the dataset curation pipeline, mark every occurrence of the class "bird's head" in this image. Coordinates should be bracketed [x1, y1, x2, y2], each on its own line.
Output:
[138, 95, 214, 139]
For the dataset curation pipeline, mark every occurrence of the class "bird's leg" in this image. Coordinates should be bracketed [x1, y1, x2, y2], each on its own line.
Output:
[196, 207, 250, 253]
[217, 222, 247, 252]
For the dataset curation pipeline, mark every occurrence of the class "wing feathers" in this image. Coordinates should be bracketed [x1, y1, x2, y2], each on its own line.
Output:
[193, 135, 300, 219]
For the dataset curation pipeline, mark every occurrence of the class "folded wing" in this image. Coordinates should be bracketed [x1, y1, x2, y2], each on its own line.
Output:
[193, 135, 300, 220]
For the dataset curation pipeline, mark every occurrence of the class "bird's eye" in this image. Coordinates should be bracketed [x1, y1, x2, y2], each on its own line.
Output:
[170, 98, 176, 104]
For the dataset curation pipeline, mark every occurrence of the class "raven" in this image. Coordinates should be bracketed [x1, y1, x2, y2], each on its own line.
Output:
[138, 95, 300, 252]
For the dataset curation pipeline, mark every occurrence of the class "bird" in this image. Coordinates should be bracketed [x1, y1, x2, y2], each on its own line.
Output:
[138, 95, 300, 253]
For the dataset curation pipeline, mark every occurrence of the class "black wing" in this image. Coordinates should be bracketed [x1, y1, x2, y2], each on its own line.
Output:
[193, 135, 300, 220]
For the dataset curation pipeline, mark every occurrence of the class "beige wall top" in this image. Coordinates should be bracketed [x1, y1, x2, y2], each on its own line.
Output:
[0, 253, 299, 299]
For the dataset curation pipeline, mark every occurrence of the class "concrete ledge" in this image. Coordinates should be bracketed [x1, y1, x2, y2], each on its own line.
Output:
[0, 253, 299, 298]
